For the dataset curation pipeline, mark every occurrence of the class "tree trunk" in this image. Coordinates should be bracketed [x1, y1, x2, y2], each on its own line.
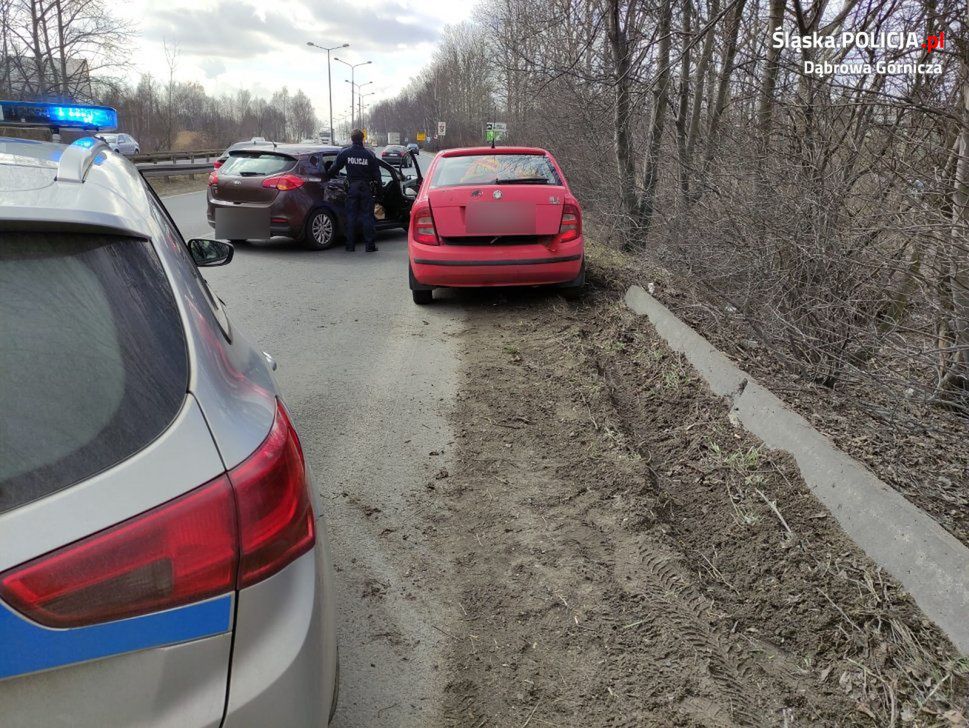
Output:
[937, 65, 969, 408]
[754, 0, 785, 191]
[698, 0, 747, 184]
[685, 0, 718, 194]
[55, 0, 68, 98]
[637, 0, 673, 233]
[605, 0, 638, 227]
[675, 0, 693, 205]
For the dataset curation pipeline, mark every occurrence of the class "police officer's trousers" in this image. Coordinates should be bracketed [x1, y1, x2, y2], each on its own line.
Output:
[345, 181, 377, 250]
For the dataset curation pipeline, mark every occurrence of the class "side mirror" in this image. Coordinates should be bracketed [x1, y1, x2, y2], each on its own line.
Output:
[188, 238, 234, 267]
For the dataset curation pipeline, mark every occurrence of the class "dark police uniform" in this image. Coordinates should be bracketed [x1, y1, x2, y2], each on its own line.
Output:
[326, 141, 381, 252]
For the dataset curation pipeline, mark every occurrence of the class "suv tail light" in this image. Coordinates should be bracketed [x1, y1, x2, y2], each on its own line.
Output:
[558, 203, 582, 243]
[411, 202, 439, 245]
[208, 171, 218, 186]
[230, 404, 315, 588]
[0, 401, 315, 628]
[213, 159, 224, 170]
[262, 174, 305, 191]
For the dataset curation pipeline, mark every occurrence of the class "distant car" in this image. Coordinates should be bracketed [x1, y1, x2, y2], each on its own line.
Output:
[214, 138, 278, 169]
[407, 146, 585, 304]
[0, 102, 338, 726]
[207, 142, 422, 249]
[406, 142, 420, 154]
[380, 144, 412, 168]
[95, 132, 139, 156]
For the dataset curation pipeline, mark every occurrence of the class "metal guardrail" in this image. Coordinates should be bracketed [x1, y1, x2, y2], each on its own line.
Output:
[138, 163, 214, 178]
[132, 149, 222, 165]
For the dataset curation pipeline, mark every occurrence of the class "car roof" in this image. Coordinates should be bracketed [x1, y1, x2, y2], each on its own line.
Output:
[438, 146, 550, 157]
[228, 143, 342, 157]
[0, 136, 157, 238]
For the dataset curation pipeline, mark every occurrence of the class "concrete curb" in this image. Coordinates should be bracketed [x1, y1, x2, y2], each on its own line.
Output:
[625, 285, 969, 655]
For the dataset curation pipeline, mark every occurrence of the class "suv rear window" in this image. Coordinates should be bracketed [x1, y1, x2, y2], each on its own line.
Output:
[0, 233, 189, 514]
[430, 154, 561, 188]
[221, 152, 296, 177]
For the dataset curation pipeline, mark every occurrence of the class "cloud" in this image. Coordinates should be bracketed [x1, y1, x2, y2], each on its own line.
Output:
[305, 0, 442, 51]
[143, 2, 308, 59]
[142, 0, 444, 61]
[198, 58, 226, 78]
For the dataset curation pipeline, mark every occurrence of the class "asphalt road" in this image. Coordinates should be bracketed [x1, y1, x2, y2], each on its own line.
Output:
[164, 150, 461, 725]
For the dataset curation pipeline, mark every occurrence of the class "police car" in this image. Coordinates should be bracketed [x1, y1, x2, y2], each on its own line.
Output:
[0, 102, 338, 726]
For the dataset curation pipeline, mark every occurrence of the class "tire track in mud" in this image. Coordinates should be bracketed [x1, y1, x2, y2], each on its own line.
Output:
[434, 285, 968, 727]
[616, 542, 765, 728]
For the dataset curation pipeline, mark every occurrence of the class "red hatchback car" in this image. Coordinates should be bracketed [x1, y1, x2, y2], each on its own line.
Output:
[407, 147, 584, 304]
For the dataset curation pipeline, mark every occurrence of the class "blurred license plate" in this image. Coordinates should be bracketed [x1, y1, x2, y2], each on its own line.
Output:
[215, 206, 271, 240]
[466, 202, 534, 235]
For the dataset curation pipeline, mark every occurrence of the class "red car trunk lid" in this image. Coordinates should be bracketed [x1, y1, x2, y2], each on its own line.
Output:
[428, 186, 565, 238]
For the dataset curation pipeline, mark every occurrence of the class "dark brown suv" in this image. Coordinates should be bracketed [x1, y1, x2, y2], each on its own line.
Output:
[206, 143, 422, 250]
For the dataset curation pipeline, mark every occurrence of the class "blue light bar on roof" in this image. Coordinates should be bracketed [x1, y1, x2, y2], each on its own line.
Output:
[0, 100, 118, 131]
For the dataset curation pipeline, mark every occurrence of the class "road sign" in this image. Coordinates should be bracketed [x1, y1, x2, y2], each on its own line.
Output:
[437, 121, 446, 137]
[486, 122, 507, 142]
[388, 132, 400, 145]
[417, 131, 426, 142]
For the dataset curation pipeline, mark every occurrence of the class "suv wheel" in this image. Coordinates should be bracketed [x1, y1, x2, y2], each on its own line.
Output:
[304, 209, 337, 250]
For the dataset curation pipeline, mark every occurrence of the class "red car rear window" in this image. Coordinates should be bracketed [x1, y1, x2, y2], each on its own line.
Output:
[430, 154, 561, 188]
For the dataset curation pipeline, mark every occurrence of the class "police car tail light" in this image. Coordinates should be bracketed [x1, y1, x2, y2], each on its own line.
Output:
[558, 203, 582, 243]
[0, 400, 315, 628]
[229, 400, 316, 589]
[412, 202, 439, 244]
[0, 477, 239, 628]
[262, 174, 305, 192]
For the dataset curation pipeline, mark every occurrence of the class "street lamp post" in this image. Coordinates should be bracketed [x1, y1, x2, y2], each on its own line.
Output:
[306, 41, 348, 143]
[358, 91, 375, 131]
[346, 80, 373, 131]
[334, 58, 371, 129]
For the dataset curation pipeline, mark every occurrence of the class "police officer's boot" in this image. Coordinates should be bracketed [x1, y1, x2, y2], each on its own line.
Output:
[365, 243, 378, 253]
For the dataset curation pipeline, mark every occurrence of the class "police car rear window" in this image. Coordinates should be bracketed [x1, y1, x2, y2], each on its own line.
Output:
[221, 152, 296, 177]
[0, 233, 189, 514]
[430, 154, 561, 188]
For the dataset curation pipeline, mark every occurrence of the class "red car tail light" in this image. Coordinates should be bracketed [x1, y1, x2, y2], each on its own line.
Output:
[0, 401, 316, 628]
[411, 202, 439, 245]
[558, 203, 582, 243]
[230, 402, 316, 588]
[262, 174, 305, 191]
[0, 477, 238, 628]
[208, 171, 219, 186]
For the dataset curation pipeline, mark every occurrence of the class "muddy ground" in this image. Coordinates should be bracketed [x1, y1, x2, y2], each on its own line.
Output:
[424, 267, 968, 726]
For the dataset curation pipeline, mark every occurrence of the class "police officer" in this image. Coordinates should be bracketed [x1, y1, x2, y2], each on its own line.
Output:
[325, 128, 381, 252]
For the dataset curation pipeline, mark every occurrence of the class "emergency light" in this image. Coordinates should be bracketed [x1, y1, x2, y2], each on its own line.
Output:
[0, 101, 118, 131]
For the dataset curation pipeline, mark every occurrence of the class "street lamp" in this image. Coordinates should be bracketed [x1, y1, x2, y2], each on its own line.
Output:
[306, 41, 349, 144]
[334, 58, 371, 128]
[358, 91, 375, 131]
[346, 80, 373, 130]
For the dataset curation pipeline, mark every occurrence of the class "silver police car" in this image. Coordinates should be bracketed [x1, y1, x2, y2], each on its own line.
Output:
[0, 102, 338, 726]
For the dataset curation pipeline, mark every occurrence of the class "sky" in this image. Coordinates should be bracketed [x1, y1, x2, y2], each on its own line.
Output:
[115, 0, 479, 131]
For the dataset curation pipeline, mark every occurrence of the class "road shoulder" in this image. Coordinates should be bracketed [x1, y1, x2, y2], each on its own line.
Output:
[432, 275, 967, 726]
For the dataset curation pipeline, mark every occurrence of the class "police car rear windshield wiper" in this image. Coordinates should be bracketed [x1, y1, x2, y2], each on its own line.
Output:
[495, 177, 550, 185]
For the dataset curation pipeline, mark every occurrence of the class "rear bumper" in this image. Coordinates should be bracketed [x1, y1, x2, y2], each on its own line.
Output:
[206, 197, 302, 239]
[410, 237, 583, 287]
[223, 525, 338, 727]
